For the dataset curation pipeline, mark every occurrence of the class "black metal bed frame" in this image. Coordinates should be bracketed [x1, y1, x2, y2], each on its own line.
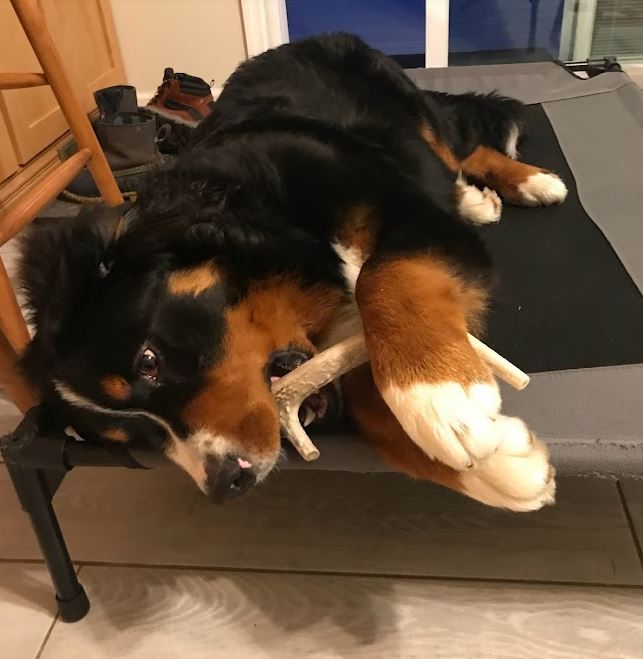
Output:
[1, 405, 157, 622]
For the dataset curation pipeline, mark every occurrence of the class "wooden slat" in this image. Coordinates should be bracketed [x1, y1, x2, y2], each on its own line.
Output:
[0, 147, 91, 247]
[0, 256, 30, 353]
[39, 566, 643, 659]
[0, 328, 37, 412]
[9, 0, 123, 206]
[1, 468, 641, 585]
[0, 112, 19, 183]
[0, 72, 47, 89]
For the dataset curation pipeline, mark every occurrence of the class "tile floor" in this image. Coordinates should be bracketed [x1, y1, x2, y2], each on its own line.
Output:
[1, 203, 642, 656]
[0, 453, 642, 658]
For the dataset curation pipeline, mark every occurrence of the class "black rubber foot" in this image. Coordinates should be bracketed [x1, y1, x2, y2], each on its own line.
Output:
[56, 586, 90, 622]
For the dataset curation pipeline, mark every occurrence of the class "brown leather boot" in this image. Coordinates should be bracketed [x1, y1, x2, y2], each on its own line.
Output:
[147, 68, 214, 123]
[146, 68, 215, 151]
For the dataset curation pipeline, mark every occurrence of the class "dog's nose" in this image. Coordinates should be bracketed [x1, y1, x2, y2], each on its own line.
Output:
[206, 457, 256, 504]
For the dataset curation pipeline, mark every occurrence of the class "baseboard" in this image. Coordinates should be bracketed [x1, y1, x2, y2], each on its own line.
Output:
[137, 87, 223, 106]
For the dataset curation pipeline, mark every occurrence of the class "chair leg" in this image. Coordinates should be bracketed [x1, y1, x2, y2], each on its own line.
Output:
[0, 256, 30, 354]
[0, 256, 37, 411]
[10, 0, 124, 207]
[7, 465, 90, 622]
[0, 329, 37, 413]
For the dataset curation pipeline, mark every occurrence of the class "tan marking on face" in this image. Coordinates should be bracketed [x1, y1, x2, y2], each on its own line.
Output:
[355, 255, 490, 387]
[419, 124, 461, 172]
[461, 146, 543, 202]
[104, 428, 129, 442]
[181, 278, 344, 458]
[100, 376, 131, 401]
[168, 261, 220, 297]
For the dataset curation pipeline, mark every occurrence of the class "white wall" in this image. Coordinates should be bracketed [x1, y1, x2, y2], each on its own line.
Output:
[109, 0, 247, 102]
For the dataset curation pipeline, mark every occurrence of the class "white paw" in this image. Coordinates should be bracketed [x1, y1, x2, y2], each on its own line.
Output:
[517, 172, 568, 206]
[459, 416, 556, 512]
[382, 381, 502, 470]
[457, 183, 503, 224]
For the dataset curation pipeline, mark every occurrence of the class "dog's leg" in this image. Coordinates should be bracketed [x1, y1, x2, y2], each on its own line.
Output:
[462, 146, 567, 207]
[419, 124, 502, 225]
[355, 253, 553, 489]
[343, 364, 555, 511]
[356, 254, 499, 470]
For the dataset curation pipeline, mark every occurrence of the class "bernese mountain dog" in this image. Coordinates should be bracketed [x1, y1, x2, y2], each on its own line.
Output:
[19, 34, 566, 511]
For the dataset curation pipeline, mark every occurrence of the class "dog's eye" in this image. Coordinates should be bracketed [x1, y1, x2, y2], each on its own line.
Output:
[138, 348, 159, 380]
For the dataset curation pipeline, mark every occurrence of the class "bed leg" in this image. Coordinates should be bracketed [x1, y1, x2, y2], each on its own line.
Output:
[7, 465, 90, 622]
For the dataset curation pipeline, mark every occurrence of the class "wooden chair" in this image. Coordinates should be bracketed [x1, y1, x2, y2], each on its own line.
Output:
[0, 0, 123, 413]
[0, 0, 124, 622]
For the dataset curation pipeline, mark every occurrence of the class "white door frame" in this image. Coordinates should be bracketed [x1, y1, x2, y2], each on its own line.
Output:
[569, 0, 599, 60]
[241, 0, 450, 67]
[558, 0, 577, 61]
[240, 0, 290, 58]
[425, 0, 449, 67]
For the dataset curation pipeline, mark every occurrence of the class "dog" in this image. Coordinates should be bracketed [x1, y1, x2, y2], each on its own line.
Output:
[19, 33, 565, 511]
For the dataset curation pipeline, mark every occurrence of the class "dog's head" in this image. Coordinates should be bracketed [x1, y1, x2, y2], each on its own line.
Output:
[19, 190, 342, 502]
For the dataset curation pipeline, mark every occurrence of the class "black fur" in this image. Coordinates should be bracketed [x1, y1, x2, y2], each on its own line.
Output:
[421, 91, 526, 159]
[19, 33, 523, 448]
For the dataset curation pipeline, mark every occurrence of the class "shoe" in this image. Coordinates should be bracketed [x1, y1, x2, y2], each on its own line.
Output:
[92, 84, 175, 158]
[146, 68, 215, 151]
[94, 84, 138, 117]
[62, 110, 173, 203]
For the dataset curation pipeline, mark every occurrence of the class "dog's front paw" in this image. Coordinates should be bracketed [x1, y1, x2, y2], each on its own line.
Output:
[457, 182, 503, 224]
[516, 172, 567, 206]
[381, 379, 502, 470]
[459, 416, 556, 511]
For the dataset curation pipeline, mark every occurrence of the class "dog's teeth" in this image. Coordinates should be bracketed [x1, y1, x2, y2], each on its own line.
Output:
[302, 406, 316, 427]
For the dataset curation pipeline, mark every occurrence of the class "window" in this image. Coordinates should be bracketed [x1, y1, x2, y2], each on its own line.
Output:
[243, 0, 643, 67]
[286, 0, 426, 67]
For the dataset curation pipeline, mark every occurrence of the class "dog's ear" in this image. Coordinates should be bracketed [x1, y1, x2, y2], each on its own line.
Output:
[18, 205, 123, 346]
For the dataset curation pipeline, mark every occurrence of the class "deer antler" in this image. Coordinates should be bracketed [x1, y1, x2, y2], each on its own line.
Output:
[272, 332, 530, 461]
[271, 334, 369, 461]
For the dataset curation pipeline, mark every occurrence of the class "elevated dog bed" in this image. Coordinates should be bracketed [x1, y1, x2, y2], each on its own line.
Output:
[3, 61, 643, 621]
[296, 62, 643, 478]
